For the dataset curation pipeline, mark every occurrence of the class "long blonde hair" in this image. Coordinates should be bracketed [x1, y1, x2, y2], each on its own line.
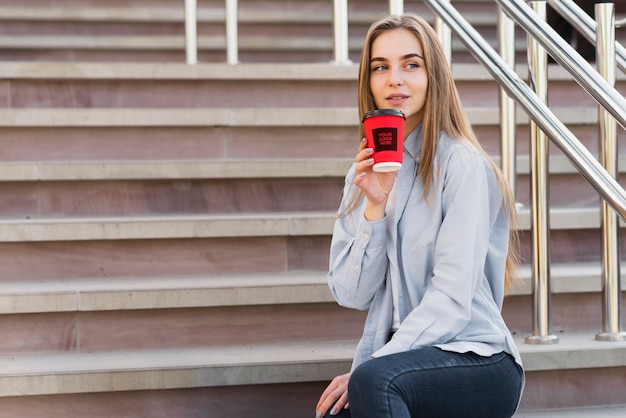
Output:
[349, 13, 520, 292]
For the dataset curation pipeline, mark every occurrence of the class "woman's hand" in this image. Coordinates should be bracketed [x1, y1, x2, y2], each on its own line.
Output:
[315, 372, 351, 417]
[354, 138, 398, 220]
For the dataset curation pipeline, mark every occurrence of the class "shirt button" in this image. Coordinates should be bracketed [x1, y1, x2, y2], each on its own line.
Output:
[363, 234, 370, 240]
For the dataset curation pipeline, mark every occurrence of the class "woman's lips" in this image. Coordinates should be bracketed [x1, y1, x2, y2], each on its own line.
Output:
[386, 94, 408, 106]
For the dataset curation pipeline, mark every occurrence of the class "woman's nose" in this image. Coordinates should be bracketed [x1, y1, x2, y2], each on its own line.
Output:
[388, 67, 403, 86]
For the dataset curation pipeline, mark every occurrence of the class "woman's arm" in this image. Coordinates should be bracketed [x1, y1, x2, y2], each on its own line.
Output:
[327, 165, 389, 310]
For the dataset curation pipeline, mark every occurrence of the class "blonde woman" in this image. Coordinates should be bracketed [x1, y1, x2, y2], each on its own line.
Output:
[316, 13, 524, 418]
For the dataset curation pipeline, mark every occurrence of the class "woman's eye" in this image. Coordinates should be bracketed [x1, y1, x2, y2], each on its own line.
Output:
[371, 65, 387, 72]
[407, 62, 419, 69]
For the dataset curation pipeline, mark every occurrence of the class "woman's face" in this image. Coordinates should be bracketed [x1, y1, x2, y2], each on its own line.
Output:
[369, 28, 428, 136]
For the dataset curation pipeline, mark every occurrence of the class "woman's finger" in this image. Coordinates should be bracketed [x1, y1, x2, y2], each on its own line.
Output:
[315, 373, 350, 418]
[329, 391, 350, 415]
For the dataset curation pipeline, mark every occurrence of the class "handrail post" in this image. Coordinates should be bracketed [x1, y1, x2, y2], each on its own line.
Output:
[184, 0, 198, 65]
[225, 0, 239, 65]
[525, 1, 558, 345]
[435, 0, 452, 66]
[498, 6, 517, 198]
[332, 0, 351, 65]
[389, 0, 404, 16]
[595, 2, 625, 342]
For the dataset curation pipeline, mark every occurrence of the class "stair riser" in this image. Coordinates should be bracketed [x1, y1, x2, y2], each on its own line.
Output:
[0, 127, 359, 160]
[0, 237, 329, 281]
[4, 79, 619, 108]
[1, 173, 612, 218]
[1, 291, 623, 354]
[0, 179, 345, 218]
[0, 369, 623, 416]
[0, 124, 620, 161]
[519, 229, 626, 265]
[521, 366, 626, 410]
[0, 49, 538, 64]
[1, 80, 358, 108]
[0, 303, 366, 354]
[503, 292, 626, 335]
[0, 383, 328, 418]
[0, 230, 625, 280]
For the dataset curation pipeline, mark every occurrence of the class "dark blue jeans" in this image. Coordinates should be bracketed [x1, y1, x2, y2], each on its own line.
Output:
[324, 347, 523, 418]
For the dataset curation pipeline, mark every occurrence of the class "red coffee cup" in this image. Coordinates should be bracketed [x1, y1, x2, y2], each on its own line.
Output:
[362, 109, 406, 172]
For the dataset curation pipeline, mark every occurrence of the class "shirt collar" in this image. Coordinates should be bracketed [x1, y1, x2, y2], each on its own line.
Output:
[404, 124, 423, 162]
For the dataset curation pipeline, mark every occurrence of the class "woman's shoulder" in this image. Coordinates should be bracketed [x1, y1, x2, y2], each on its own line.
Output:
[436, 132, 485, 166]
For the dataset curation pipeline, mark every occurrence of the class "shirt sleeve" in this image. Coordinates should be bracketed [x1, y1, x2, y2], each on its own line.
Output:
[327, 164, 390, 310]
[373, 147, 499, 358]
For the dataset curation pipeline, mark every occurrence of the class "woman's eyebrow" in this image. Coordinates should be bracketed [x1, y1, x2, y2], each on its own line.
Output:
[370, 52, 424, 63]
[402, 53, 424, 60]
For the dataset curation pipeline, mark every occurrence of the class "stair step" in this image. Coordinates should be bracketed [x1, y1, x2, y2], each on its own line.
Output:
[0, 159, 352, 181]
[0, 340, 358, 397]
[0, 34, 527, 50]
[0, 6, 494, 26]
[0, 332, 622, 397]
[2, 62, 622, 109]
[0, 271, 334, 314]
[516, 405, 626, 417]
[0, 155, 622, 182]
[2, 61, 608, 82]
[0, 264, 622, 315]
[0, 107, 602, 127]
[0, 207, 621, 242]
[0, 212, 334, 242]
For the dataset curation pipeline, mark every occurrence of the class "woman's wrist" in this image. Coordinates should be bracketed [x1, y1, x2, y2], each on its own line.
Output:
[364, 201, 386, 221]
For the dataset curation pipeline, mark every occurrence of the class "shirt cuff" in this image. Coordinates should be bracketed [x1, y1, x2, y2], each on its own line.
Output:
[362, 216, 387, 249]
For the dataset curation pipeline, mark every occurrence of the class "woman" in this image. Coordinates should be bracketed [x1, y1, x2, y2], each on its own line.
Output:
[315, 13, 524, 418]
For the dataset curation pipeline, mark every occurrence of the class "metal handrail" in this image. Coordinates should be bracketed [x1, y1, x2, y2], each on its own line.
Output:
[496, 0, 626, 131]
[546, 0, 626, 73]
[423, 0, 626, 221]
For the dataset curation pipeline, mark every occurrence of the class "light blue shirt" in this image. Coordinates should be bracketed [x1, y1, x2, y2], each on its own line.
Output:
[328, 126, 523, 370]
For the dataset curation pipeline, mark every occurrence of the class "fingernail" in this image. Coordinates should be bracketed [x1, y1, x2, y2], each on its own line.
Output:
[361, 137, 366, 144]
[330, 407, 337, 415]
[366, 158, 374, 163]
[366, 148, 373, 154]
[315, 412, 322, 418]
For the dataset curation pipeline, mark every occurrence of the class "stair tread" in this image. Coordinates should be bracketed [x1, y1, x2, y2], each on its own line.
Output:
[2, 61, 617, 81]
[0, 211, 335, 242]
[0, 107, 601, 127]
[0, 271, 334, 313]
[0, 34, 520, 49]
[0, 158, 353, 181]
[0, 331, 623, 397]
[516, 404, 626, 417]
[0, 155, 623, 181]
[0, 340, 357, 396]
[0, 207, 618, 243]
[0, 263, 623, 314]
[0, 6, 494, 25]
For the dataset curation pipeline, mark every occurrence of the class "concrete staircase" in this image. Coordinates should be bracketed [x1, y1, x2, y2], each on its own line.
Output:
[0, 1, 625, 417]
